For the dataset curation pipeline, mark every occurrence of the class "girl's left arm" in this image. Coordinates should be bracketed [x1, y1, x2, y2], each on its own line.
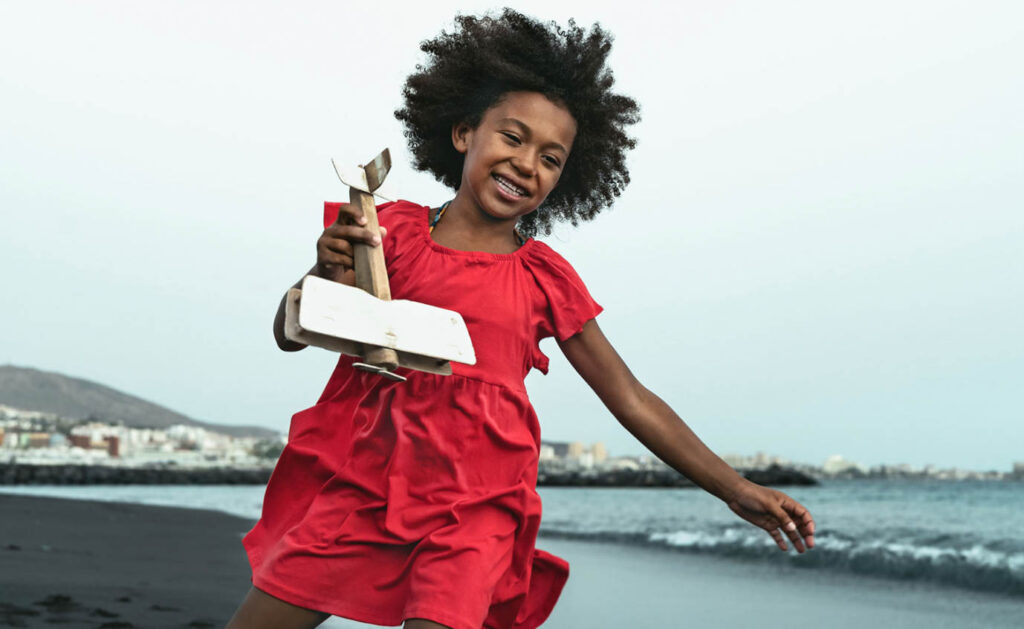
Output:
[557, 319, 816, 553]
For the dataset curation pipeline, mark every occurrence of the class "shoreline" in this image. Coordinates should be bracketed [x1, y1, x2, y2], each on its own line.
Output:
[2, 493, 1021, 628]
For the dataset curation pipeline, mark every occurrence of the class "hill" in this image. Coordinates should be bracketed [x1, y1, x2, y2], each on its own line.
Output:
[0, 365, 278, 439]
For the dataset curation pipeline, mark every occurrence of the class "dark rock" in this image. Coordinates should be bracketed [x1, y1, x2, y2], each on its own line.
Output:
[149, 604, 180, 612]
[537, 463, 818, 488]
[743, 463, 818, 486]
[90, 608, 120, 618]
[0, 601, 42, 616]
[32, 594, 79, 613]
[0, 463, 273, 486]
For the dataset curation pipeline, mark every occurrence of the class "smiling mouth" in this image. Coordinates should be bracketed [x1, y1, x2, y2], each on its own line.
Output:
[493, 174, 528, 199]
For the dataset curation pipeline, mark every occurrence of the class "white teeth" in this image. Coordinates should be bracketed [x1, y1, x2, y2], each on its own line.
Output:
[495, 176, 526, 197]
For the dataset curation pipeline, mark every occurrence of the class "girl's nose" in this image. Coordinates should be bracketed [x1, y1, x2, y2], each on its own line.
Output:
[510, 151, 538, 177]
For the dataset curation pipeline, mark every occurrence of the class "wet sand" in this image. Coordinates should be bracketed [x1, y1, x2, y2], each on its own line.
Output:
[534, 536, 1024, 629]
[0, 493, 251, 628]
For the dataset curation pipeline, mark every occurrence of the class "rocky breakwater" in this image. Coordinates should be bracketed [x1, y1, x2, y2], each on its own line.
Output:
[537, 463, 818, 488]
[0, 462, 273, 485]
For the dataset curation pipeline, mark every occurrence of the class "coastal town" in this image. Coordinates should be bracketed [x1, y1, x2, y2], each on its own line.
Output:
[2, 403, 1021, 484]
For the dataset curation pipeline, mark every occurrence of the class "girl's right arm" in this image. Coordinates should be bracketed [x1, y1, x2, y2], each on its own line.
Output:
[272, 203, 386, 351]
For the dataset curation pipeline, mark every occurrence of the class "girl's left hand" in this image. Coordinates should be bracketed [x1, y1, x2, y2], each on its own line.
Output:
[724, 480, 816, 553]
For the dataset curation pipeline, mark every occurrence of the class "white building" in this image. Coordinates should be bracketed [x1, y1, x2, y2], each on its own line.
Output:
[823, 454, 867, 474]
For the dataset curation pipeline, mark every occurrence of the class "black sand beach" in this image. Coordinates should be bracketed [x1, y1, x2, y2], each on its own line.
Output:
[0, 494, 251, 628]
[2, 494, 1021, 629]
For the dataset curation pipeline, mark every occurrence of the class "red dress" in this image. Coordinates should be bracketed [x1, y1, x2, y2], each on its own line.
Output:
[242, 200, 603, 629]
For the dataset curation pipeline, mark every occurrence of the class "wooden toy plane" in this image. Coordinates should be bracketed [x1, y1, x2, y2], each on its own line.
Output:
[282, 149, 476, 381]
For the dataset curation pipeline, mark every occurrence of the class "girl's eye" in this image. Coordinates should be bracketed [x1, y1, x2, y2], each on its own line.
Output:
[501, 132, 521, 144]
[542, 155, 561, 167]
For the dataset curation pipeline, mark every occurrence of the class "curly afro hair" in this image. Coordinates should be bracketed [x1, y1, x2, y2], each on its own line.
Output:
[394, 8, 640, 238]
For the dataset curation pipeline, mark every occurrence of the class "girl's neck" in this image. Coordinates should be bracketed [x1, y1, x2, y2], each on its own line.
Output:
[430, 194, 526, 254]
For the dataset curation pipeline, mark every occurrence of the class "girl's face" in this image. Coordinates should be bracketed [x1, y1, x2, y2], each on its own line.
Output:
[452, 91, 577, 225]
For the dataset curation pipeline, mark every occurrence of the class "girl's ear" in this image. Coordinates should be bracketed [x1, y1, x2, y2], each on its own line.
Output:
[451, 121, 472, 154]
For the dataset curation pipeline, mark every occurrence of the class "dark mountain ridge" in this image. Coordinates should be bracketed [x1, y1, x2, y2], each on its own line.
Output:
[0, 365, 278, 439]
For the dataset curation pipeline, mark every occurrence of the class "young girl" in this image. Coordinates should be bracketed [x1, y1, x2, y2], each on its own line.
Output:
[231, 10, 815, 629]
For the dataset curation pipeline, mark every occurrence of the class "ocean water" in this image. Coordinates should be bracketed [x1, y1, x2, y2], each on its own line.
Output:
[538, 480, 1024, 598]
[2, 479, 1022, 599]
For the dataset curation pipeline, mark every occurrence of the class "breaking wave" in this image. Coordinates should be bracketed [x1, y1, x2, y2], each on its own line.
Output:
[538, 526, 1024, 596]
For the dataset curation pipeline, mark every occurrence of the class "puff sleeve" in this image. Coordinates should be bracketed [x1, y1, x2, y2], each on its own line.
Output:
[522, 241, 604, 374]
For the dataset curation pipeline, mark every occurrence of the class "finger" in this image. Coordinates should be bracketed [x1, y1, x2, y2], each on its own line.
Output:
[784, 521, 806, 553]
[782, 497, 816, 549]
[768, 528, 787, 551]
[325, 224, 382, 243]
[333, 202, 368, 226]
[761, 499, 798, 553]
[324, 221, 385, 237]
[318, 251, 353, 269]
[767, 503, 806, 553]
[324, 225, 382, 247]
[317, 237, 353, 267]
[320, 237, 352, 257]
[790, 499, 815, 549]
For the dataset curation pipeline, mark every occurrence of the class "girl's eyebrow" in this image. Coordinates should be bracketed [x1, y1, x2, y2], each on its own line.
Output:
[499, 117, 569, 154]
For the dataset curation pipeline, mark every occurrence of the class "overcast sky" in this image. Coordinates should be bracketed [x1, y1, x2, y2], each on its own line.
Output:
[2, 1, 1021, 471]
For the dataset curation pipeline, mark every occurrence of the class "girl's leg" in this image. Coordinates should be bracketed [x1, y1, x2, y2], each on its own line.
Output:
[404, 619, 452, 629]
[225, 586, 331, 629]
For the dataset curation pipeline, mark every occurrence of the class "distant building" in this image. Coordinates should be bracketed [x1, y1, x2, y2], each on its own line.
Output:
[540, 440, 570, 458]
[607, 456, 641, 471]
[722, 454, 746, 468]
[104, 435, 120, 458]
[24, 432, 52, 448]
[538, 440, 609, 468]
[69, 423, 124, 458]
[823, 454, 867, 475]
[723, 451, 790, 470]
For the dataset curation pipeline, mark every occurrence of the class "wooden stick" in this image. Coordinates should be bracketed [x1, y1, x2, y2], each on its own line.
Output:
[349, 186, 398, 371]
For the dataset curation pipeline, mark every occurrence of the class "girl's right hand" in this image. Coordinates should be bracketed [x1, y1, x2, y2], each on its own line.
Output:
[315, 202, 387, 282]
